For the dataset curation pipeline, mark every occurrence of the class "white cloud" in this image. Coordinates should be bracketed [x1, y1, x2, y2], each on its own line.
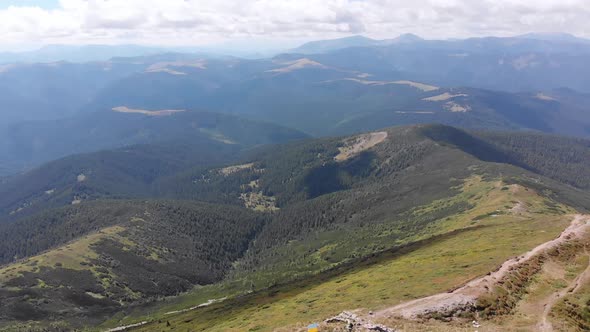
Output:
[0, 0, 588, 46]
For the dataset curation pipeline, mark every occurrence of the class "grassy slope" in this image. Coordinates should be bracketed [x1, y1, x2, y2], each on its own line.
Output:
[372, 220, 590, 332]
[554, 275, 590, 331]
[0, 225, 130, 284]
[502, 238, 590, 331]
[541, 235, 590, 332]
[0, 226, 133, 331]
[120, 176, 574, 332]
[0, 200, 264, 330]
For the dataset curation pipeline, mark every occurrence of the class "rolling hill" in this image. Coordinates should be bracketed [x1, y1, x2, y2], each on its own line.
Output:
[74, 51, 590, 138]
[289, 35, 383, 54]
[4, 34, 590, 142]
[0, 200, 265, 328]
[0, 61, 149, 125]
[1, 125, 590, 331]
[0, 109, 307, 177]
[330, 87, 590, 137]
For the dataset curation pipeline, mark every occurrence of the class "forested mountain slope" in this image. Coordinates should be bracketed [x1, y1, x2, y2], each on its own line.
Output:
[2, 125, 590, 331]
[121, 125, 590, 332]
[0, 142, 242, 221]
[0, 200, 264, 326]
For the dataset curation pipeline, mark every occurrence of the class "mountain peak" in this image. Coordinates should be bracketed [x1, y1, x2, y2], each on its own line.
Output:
[393, 33, 423, 43]
[289, 35, 379, 54]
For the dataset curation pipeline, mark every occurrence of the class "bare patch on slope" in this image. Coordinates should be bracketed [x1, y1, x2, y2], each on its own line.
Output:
[218, 163, 255, 176]
[335, 131, 388, 162]
[268, 58, 327, 73]
[444, 101, 471, 112]
[112, 106, 186, 116]
[240, 191, 278, 212]
[392, 80, 439, 92]
[535, 93, 557, 101]
[423, 92, 468, 101]
[335, 78, 439, 91]
[145, 60, 207, 75]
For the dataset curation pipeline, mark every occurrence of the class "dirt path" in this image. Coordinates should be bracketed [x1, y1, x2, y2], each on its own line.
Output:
[105, 321, 148, 332]
[376, 214, 590, 320]
[537, 250, 590, 332]
[163, 297, 226, 316]
[104, 298, 226, 332]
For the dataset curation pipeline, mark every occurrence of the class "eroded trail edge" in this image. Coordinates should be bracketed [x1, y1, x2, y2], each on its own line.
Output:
[375, 214, 590, 320]
[537, 249, 590, 332]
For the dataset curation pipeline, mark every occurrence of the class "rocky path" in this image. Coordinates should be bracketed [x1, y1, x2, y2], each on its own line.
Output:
[376, 214, 590, 320]
[537, 250, 590, 332]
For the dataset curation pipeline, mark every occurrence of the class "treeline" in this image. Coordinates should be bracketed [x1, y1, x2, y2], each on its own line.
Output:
[233, 133, 476, 282]
[0, 199, 267, 322]
[0, 201, 142, 264]
[0, 140, 241, 221]
[474, 131, 590, 189]
[0, 200, 265, 271]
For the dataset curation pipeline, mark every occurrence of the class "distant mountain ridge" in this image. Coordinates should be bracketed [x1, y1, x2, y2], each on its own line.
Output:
[2, 33, 590, 172]
[289, 32, 590, 54]
[2, 47, 590, 174]
[289, 33, 424, 53]
[1, 34, 590, 123]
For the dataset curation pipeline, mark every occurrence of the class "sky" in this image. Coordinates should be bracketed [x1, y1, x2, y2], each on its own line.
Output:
[0, 0, 589, 49]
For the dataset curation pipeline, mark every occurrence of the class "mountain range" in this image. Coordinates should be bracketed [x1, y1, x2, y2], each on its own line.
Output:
[2, 33, 590, 176]
[1, 33, 590, 332]
[1, 124, 590, 331]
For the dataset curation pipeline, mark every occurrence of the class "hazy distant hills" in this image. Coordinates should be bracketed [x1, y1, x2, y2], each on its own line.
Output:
[0, 61, 147, 125]
[289, 33, 424, 54]
[291, 32, 590, 54]
[289, 35, 381, 54]
[0, 109, 307, 177]
[2, 33, 590, 174]
[0, 44, 268, 64]
[330, 87, 590, 136]
[0, 45, 168, 64]
[84, 56, 590, 137]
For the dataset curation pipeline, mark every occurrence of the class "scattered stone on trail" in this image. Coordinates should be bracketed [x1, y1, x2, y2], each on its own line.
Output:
[326, 311, 396, 332]
[374, 214, 590, 321]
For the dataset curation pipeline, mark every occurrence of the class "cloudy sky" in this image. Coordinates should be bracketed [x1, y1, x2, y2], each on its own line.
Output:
[0, 0, 589, 49]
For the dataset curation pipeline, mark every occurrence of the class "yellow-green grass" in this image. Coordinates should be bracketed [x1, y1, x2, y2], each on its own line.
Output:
[230, 176, 571, 291]
[553, 280, 590, 331]
[103, 176, 499, 327]
[130, 178, 573, 332]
